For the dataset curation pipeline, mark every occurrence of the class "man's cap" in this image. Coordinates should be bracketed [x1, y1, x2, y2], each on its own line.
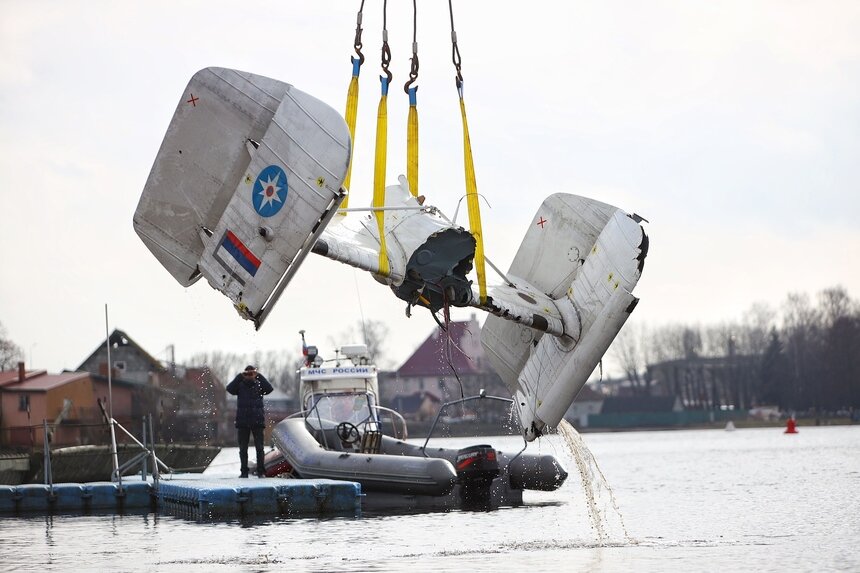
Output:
[244, 365, 256, 372]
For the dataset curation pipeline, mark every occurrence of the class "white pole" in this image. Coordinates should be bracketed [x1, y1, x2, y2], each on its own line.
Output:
[105, 304, 113, 420]
[105, 304, 120, 486]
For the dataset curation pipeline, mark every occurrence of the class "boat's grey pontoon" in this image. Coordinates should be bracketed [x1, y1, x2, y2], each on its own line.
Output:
[260, 343, 567, 511]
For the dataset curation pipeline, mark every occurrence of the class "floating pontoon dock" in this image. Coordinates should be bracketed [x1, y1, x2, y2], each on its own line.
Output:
[0, 475, 361, 519]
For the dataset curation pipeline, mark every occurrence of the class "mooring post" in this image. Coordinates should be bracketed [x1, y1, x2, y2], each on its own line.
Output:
[148, 414, 160, 486]
[42, 419, 53, 494]
[141, 417, 148, 480]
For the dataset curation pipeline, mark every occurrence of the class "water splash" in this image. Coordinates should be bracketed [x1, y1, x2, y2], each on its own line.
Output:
[558, 419, 632, 545]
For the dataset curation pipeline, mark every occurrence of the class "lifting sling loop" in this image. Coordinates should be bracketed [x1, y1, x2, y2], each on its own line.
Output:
[341, 1, 366, 209]
[372, 75, 390, 277]
[404, 0, 420, 198]
[457, 82, 487, 305]
[372, 5, 393, 278]
[342, 57, 361, 204]
[449, 0, 487, 304]
[406, 88, 419, 198]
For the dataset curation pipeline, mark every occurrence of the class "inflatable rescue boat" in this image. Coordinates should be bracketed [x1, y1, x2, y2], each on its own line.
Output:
[259, 342, 567, 511]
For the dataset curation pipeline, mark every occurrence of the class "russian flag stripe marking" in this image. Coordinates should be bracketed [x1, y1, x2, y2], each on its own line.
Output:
[222, 230, 261, 276]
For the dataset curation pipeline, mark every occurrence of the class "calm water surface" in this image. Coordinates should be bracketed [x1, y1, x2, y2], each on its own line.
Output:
[1, 426, 858, 572]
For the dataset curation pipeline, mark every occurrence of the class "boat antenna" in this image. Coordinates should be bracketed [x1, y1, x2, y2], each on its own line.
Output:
[300, 329, 308, 365]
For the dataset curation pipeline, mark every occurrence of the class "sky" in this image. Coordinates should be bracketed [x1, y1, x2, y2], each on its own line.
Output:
[1, 1, 858, 376]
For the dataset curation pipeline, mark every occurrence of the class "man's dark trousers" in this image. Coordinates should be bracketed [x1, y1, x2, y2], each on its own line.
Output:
[238, 426, 265, 477]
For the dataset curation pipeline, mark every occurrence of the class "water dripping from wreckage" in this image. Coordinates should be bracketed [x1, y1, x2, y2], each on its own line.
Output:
[558, 419, 633, 545]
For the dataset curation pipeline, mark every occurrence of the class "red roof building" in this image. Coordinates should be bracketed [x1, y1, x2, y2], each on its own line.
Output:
[386, 315, 510, 422]
[397, 316, 485, 378]
[0, 363, 103, 447]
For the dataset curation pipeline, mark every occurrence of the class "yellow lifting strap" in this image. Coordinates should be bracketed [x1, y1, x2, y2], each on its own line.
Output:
[341, 57, 362, 208]
[406, 87, 419, 197]
[448, 0, 486, 304]
[404, 0, 420, 198]
[372, 76, 391, 277]
[458, 85, 487, 305]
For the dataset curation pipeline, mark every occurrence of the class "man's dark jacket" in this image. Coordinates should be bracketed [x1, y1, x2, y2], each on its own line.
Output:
[226, 373, 274, 428]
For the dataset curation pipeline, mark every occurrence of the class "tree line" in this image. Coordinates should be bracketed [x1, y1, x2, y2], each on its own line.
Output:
[4, 287, 858, 414]
[0, 319, 390, 402]
[611, 286, 860, 413]
[186, 320, 391, 397]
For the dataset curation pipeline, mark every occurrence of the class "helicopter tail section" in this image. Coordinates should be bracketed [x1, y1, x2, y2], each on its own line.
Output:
[481, 194, 648, 440]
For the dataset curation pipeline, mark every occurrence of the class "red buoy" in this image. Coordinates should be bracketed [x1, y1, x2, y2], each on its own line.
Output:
[784, 417, 798, 434]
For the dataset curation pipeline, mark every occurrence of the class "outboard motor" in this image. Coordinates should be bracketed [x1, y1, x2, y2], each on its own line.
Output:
[455, 445, 500, 508]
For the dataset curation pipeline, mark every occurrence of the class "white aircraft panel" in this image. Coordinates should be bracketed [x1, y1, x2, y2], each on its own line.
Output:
[481, 193, 647, 440]
[508, 194, 618, 298]
[134, 68, 290, 286]
[134, 68, 350, 326]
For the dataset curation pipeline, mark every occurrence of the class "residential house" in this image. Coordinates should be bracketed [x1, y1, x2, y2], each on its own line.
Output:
[78, 329, 167, 386]
[77, 329, 172, 436]
[0, 363, 103, 447]
[77, 329, 230, 444]
[388, 314, 511, 423]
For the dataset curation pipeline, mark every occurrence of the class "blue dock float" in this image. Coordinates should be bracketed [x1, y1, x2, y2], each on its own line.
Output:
[0, 481, 154, 513]
[155, 475, 361, 518]
[0, 476, 361, 519]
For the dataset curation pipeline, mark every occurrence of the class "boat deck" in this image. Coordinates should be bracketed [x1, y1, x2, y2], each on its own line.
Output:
[0, 474, 361, 519]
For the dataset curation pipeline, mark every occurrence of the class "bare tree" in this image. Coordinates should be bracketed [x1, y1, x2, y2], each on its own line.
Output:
[611, 323, 653, 395]
[781, 292, 822, 410]
[255, 349, 302, 396]
[760, 328, 789, 407]
[0, 322, 23, 371]
[186, 351, 245, 387]
[741, 302, 776, 356]
[329, 319, 391, 368]
[819, 286, 855, 329]
[648, 323, 687, 362]
[598, 286, 859, 412]
[187, 349, 302, 397]
[818, 286, 860, 410]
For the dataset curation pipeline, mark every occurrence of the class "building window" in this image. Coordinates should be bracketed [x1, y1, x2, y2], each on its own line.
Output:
[18, 394, 30, 412]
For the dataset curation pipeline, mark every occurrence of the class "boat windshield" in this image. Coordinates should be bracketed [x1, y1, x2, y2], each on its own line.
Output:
[305, 393, 376, 429]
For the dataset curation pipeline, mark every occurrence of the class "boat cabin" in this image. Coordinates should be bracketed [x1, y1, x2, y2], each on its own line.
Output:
[299, 344, 380, 432]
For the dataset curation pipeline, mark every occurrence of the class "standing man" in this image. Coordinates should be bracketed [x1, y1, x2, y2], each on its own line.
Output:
[226, 365, 273, 478]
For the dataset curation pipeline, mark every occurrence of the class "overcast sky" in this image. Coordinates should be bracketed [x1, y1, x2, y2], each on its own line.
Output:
[1, 1, 858, 376]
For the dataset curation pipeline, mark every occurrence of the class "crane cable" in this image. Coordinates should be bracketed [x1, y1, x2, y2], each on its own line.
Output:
[372, 0, 392, 277]
[341, 0, 366, 210]
[449, 0, 487, 305]
[404, 0, 420, 199]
